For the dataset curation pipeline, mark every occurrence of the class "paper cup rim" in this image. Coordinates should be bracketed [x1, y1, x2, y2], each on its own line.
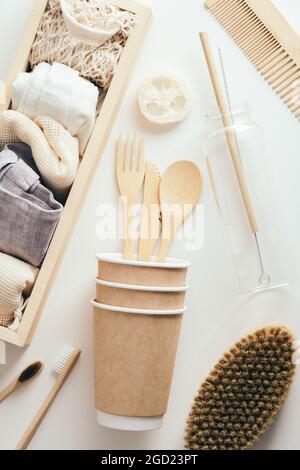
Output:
[96, 253, 191, 269]
[92, 299, 186, 315]
[95, 278, 189, 292]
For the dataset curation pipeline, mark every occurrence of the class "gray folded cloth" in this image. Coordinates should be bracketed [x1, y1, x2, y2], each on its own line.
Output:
[6, 142, 40, 174]
[0, 144, 63, 267]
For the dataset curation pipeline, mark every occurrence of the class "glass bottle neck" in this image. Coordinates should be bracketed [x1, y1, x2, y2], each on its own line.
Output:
[206, 104, 252, 131]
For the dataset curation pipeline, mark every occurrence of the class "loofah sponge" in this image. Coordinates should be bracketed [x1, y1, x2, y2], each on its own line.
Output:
[185, 326, 296, 450]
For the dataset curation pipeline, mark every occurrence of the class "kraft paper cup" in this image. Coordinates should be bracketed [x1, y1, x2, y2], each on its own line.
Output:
[96, 253, 190, 288]
[92, 299, 185, 431]
[95, 279, 188, 310]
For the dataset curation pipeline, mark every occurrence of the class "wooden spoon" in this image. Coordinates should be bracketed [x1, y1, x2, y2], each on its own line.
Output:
[157, 161, 203, 262]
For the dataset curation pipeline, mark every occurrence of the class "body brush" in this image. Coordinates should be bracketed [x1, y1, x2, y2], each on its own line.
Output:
[185, 325, 296, 450]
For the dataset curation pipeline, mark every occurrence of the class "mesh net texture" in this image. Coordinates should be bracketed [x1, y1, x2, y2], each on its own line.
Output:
[29, 0, 136, 90]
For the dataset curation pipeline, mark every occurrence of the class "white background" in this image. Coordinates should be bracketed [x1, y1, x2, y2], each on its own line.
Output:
[0, 0, 300, 450]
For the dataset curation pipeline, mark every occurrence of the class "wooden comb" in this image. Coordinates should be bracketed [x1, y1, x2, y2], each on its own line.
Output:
[205, 0, 300, 120]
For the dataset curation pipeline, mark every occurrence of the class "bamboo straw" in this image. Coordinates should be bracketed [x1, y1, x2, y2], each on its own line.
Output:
[199, 32, 259, 234]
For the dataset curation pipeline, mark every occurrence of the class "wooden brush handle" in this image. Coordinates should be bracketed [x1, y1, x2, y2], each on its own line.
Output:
[0, 380, 17, 403]
[16, 350, 80, 450]
[16, 378, 64, 450]
[199, 32, 259, 234]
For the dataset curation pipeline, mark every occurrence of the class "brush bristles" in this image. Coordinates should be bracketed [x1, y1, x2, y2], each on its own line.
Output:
[18, 361, 43, 383]
[185, 326, 296, 450]
[53, 345, 74, 375]
[207, 0, 300, 120]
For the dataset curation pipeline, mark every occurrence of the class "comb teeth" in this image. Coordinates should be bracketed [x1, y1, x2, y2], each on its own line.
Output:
[53, 345, 74, 375]
[206, 0, 300, 121]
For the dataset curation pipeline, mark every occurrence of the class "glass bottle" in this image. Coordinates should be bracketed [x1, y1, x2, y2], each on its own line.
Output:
[204, 104, 290, 293]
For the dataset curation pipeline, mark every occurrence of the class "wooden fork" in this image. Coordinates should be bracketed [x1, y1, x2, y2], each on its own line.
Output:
[116, 135, 146, 259]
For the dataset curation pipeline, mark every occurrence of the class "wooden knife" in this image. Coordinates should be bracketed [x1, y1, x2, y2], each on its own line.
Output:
[138, 161, 161, 261]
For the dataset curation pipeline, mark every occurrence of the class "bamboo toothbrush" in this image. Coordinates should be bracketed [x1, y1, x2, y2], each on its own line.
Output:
[199, 32, 270, 285]
[16, 346, 81, 450]
[0, 361, 43, 403]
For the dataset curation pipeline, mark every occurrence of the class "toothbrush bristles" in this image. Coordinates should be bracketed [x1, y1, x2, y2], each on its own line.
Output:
[53, 345, 74, 375]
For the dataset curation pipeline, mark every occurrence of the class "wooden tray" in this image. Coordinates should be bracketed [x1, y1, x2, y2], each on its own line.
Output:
[0, 0, 152, 347]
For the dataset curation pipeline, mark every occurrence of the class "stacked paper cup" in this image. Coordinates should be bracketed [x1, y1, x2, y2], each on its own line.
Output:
[92, 253, 190, 431]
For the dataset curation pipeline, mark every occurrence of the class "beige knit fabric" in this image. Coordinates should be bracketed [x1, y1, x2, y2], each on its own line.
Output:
[29, 0, 136, 90]
[0, 110, 79, 199]
[0, 252, 39, 328]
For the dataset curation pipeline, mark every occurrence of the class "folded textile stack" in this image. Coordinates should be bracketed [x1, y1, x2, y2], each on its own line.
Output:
[0, 144, 63, 267]
[0, 0, 138, 338]
[0, 132, 65, 329]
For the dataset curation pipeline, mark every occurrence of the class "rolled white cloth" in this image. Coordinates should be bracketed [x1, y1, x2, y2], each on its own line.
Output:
[12, 62, 99, 155]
